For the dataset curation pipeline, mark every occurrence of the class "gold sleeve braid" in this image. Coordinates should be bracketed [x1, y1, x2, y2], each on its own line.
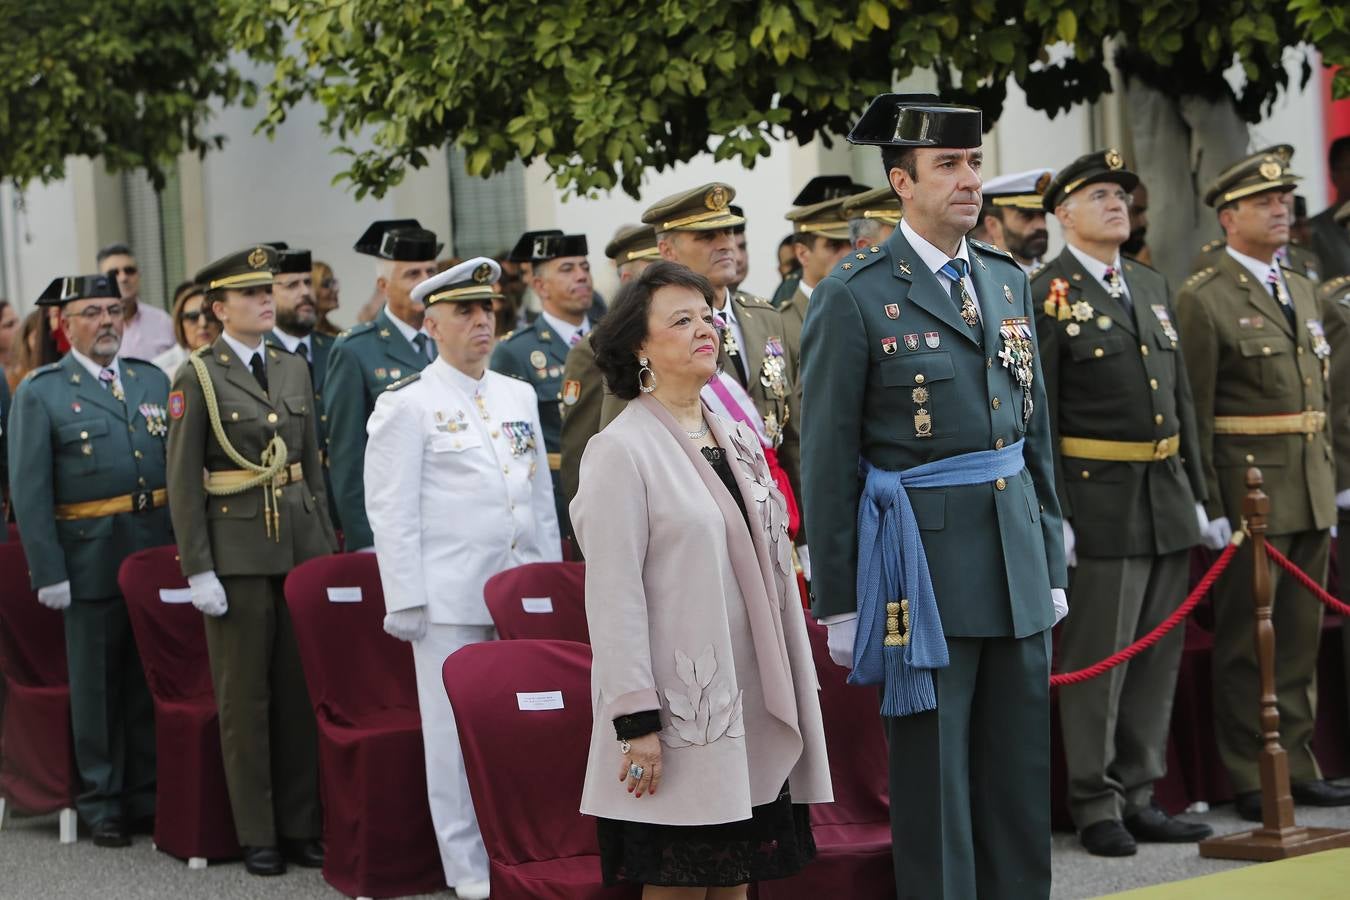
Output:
[187, 352, 289, 541]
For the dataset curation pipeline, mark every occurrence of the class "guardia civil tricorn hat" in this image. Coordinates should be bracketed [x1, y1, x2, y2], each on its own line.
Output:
[36, 274, 120, 307]
[847, 93, 983, 148]
[353, 219, 443, 261]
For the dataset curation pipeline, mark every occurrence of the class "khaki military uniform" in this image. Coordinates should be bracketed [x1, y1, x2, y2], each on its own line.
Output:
[1175, 252, 1335, 793]
[1318, 275, 1350, 711]
[1033, 248, 1206, 828]
[1193, 237, 1323, 282]
[166, 339, 337, 846]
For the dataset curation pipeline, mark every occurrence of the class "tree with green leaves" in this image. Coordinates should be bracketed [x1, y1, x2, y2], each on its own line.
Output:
[228, 0, 1350, 200]
[1, 0, 248, 188]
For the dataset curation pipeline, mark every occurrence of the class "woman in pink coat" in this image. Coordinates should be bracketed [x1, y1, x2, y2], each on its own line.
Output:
[571, 261, 831, 898]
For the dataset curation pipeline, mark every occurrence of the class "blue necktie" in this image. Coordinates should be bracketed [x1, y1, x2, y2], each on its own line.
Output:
[938, 258, 979, 333]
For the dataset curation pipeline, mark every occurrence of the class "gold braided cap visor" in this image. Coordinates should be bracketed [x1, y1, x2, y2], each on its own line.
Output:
[991, 195, 1046, 210]
[624, 246, 662, 262]
[1217, 176, 1301, 205]
[208, 272, 275, 291]
[793, 220, 852, 240]
[660, 208, 746, 231]
[426, 285, 503, 305]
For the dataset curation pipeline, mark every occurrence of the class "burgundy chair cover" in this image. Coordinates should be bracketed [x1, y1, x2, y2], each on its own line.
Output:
[484, 562, 588, 643]
[758, 613, 894, 899]
[284, 554, 443, 899]
[118, 545, 240, 860]
[0, 541, 77, 814]
[442, 640, 638, 900]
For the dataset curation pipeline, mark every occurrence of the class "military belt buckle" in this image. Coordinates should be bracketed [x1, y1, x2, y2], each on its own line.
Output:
[1153, 438, 1170, 461]
[131, 490, 155, 514]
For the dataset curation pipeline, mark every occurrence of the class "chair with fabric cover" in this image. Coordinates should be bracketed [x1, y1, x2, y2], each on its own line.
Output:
[442, 640, 638, 899]
[119, 545, 239, 864]
[484, 562, 588, 643]
[0, 540, 78, 839]
[284, 553, 444, 899]
[756, 612, 894, 900]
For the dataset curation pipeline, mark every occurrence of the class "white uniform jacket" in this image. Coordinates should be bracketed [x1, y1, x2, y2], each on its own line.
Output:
[365, 357, 561, 624]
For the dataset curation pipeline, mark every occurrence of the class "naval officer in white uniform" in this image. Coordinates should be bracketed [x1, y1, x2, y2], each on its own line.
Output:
[364, 257, 561, 899]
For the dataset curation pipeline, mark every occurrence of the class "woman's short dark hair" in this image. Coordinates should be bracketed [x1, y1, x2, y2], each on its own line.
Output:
[592, 260, 715, 401]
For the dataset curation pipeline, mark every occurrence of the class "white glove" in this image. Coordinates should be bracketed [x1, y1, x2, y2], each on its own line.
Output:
[1337, 489, 1350, 511]
[1051, 588, 1069, 626]
[824, 614, 857, 669]
[37, 580, 72, 611]
[797, 544, 812, 582]
[187, 571, 229, 617]
[1194, 502, 1210, 535]
[383, 608, 428, 643]
[355, 545, 378, 554]
[1062, 520, 1077, 568]
[1201, 516, 1233, 551]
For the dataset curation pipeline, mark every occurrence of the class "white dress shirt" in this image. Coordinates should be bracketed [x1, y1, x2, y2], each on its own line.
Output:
[69, 347, 121, 385]
[539, 311, 587, 347]
[219, 331, 268, 372]
[901, 218, 981, 323]
[384, 303, 433, 358]
[1225, 246, 1288, 299]
[270, 327, 313, 358]
[1065, 243, 1131, 300]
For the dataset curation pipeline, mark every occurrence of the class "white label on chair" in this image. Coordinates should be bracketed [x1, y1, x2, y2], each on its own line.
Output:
[327, 587, 363, 603]
[521, 596, 553, 614]
[516, 691, 564, 711]
[159, 588, 193, 604]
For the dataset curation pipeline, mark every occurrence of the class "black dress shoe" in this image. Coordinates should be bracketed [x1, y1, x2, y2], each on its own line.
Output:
[1124, 804, 1214, 842]
[1079, 819, 1137, 857]
[129, 815, 155, 836]
[1291, 780, 1350, 807]
[242, 846, 286, 876]
[282, 838, 324, 868]
[1234, 791, 1263, 822]
[91, 818, 131, 848]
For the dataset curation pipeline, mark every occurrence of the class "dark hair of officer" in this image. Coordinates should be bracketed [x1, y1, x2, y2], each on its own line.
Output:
[591, 261, 715, 401]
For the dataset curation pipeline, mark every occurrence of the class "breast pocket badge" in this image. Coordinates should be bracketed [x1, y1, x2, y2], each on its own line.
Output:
[435, 409, 470, 433]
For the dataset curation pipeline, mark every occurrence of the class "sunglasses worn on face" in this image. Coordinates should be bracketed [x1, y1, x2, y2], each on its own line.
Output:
[182, 310, 207, 323]
[105, 266, 138, 277]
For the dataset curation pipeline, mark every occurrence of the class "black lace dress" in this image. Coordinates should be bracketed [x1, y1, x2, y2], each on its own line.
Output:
[594, 446, 816, 887]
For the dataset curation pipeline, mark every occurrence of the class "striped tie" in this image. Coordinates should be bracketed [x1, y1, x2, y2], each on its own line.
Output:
[938, 258, 980, 331]
[98, 367, 124, 402]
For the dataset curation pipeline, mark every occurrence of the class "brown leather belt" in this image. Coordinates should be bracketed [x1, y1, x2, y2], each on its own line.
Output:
[1213, 411, 1327, 435]
[54, 488, 167, 521]
[205, 461, 304, 491]
[1060, 434, 1180, 463]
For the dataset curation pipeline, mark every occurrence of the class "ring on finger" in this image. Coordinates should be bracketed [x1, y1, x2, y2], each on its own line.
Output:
[628, 763, 644, 781]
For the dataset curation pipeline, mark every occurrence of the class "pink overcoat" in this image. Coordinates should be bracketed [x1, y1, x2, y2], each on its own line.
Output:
[571, 394, 831, 825]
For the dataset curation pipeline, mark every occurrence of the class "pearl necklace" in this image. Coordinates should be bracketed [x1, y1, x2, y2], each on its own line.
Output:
[685, 420, 710, 440]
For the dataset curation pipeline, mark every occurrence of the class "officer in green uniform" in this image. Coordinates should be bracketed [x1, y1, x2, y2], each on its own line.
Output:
[1033, 150, 1212, 855]
[1310, 200, 1350, 280]
[1316, 273, 1350, 730]
[1175, 149, 1350, 821]
[781, 177, 866, 378]
[491, 230, 599, 534]
[843, 185, 902, 252]
[1192, 147, 1323, 281]
[644, 185, 802, 510]
[10, 273, 168, 847]
[166, 246, 337, 875]
[264, 244, 338, 525]
[324, 220, 440, 551]
[558, 224, 658, 504]
[801, 94, 1066, 899]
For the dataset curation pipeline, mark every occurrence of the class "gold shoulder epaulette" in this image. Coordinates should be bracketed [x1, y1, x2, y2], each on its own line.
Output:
[1317, 273, 1350, 302]
[1028, 264, 1049, 282]
[969, 238, 1013, 260]
[386, 372, 421, 392]
[1200, 239, 1225, 253]
[1182, 266, 1218, 290]
[831, 244, 887, 280]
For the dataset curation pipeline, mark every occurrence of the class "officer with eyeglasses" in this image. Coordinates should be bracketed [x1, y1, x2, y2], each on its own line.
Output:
[9, 273, 170, 848]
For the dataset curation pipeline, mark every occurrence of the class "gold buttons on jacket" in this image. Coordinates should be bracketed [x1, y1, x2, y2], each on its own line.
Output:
[1262, 346, 1272, 356]
[1305, 376, 1313, 386]
[80, 430, 89, 439]
[1245, 454, 1255, 463]
[1150, 379, 1159, 390]
[220, 505, 229, 514]
[267, 412, 278, 423]
[231, 412, 239, 421]
[1093, 348, 1104, 358]
[914, 373, 925, 385]
[134, 450, 143, 459]
[1140, 345, 1149, 356]
[1154, 414, 1164, 425]
[994, 438, 1005, 450]
[991, 397, 1001, 410]
[1297, 347, 1305, 355]
[1081, 470, 1090, 479]
[995, 478, 1008, 491]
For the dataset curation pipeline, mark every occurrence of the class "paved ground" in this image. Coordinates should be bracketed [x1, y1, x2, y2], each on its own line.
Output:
[2, 799, 1350, 898]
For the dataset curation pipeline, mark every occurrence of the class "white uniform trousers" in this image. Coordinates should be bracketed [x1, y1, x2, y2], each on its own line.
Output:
[412, 623, 494, 887]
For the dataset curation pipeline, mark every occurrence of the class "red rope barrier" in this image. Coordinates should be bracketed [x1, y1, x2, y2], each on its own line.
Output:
[1265, 543, 1350, 617]
[1049, 537, 1243, 687]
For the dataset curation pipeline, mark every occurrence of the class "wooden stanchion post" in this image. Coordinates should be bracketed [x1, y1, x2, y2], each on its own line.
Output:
[1199, 467, 1350, 861]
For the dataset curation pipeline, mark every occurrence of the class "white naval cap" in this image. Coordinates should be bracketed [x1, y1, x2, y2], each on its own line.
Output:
[982, 168, 1055, 210]
[411, 257, 503, 306]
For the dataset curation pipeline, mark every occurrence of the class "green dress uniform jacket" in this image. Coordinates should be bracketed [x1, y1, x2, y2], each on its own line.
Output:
[265, 330, 334, 451]
[1032, 250, 1207, 556]
[1310, 206, 1350, 281]
[1174, 253, 1335, 536]
[490, 318, 585, 455]
[323, 308, 431, 550]
[1194, 238, 1324, 283]
[167, 341, 337, 576]
[10, 355, 173, 596]
[1320, 275, 1350, 491]
[802, 235, 1066, 635]
[559, 334, 605, 505]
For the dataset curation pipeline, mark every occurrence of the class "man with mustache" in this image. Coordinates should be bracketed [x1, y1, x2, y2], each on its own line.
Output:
[1124, 181, 1153, 263]
[1033, 150, 1212, 855]
[266, 244, 338, 525]
[324, 220, 441, 552]
[801, 94, 1066, 898]
[366, 258, 559, 900]
[978, 169, 1053, 275]
[9, 272, 170, 847]
[491, 230, 598, 536]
